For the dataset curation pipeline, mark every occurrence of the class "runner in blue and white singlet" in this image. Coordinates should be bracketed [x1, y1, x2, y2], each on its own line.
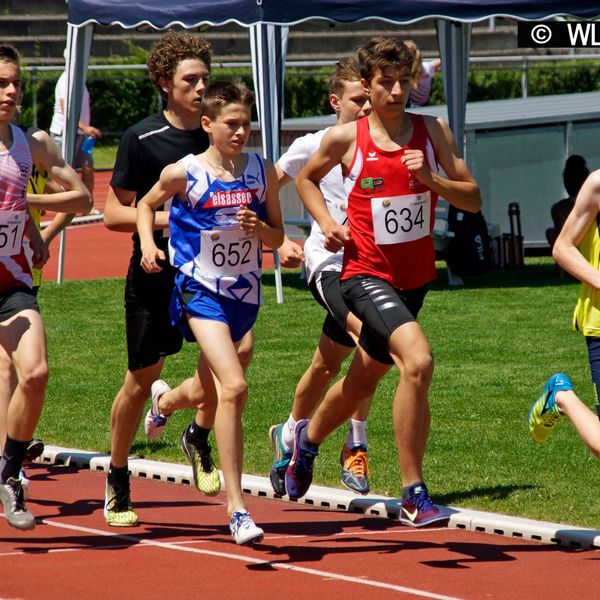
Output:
[168, 152, 267, 306]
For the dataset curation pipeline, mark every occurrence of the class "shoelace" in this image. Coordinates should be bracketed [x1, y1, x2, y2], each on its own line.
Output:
[108, 483, 131, 512]
[412, 489, 435, 511]
[6, 479, 26, 512]
[344, 450, 368, 478]
[197, 445, 214, 473]
[291, 448, 316, 476]
[232, 511, 252, 532]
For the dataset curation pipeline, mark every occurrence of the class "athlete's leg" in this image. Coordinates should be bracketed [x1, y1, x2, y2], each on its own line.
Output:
[0, 345, 16, 453]
[387, 321, 434, 487]
[306, 347, 390, 443]
[110, 360, 165, 468]
[554, 390, 600, 458]
[1, 310, 48, 443]
[187, 317, 248, 516]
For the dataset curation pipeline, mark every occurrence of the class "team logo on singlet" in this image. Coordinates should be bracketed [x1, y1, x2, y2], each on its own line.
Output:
[361, 176, 384, 191]
[206, 188, 257, 208]
[366, 152, 379, 162]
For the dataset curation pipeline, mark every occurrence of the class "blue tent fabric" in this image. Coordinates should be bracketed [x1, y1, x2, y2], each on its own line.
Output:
[68, 0, 600, 27]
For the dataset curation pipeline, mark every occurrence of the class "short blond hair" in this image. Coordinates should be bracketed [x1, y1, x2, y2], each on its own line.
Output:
[328, 56, 361, 97]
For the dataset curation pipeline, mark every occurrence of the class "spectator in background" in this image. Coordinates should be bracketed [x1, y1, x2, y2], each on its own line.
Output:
[546, 154, 590, 250]
[49, 49, 102, 212]
[404, 40, 441, 108]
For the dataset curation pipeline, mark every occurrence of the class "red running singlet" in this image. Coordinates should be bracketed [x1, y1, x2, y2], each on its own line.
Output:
[342, 113, 438, 291]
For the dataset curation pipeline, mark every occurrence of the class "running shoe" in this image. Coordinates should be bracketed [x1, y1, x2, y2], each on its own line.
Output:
[340, 444, 370, 495]
[24, 439, 44, 463]
[528, 372, 573, 443]
[268, 423, 292, 497]
[19, 468, 31, 501]
[180, 428, 221, 496]
[399, 483, 449, 528]
[0, 477, 35, 530]
[229, 510, 264, 545]
[284, 419, 318, 500]
[104, 479, 139, 527]
[144, 380, 171, 439]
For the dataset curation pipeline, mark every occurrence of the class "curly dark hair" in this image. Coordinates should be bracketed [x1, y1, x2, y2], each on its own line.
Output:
[0, 45, 20, 67]
[147, 31, 212, 98]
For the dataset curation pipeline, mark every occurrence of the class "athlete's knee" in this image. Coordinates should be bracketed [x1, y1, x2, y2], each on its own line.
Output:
[310, 354, 343, 383]
[221, 377, 248, 406]
[19, 362, 49, 396]
[400, 350, 434, 383]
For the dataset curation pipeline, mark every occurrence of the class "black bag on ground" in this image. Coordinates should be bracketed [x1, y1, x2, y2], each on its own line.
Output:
[444, 207, 492, 277]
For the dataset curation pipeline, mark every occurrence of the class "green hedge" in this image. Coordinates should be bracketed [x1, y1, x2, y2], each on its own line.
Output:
[21, 61, 600, 139]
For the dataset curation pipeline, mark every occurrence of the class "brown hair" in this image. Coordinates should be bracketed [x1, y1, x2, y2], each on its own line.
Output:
[328, 56, 361, 96]
[403, 40, 423, 88]
[201, 79, 255, 120]
[0, 45, 20, 67]
[357, 36, 414, 83]
[147, 31, 212, 98]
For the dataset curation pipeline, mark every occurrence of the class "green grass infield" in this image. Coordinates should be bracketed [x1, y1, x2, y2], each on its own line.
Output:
[36, 257, 600, 528]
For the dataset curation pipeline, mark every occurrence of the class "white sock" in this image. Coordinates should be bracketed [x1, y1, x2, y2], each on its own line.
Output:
[346, 418, 367, 448]
[282, 415, 297, 451]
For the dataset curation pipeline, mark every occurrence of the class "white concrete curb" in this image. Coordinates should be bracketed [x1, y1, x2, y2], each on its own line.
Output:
[38, 445, 600, 550]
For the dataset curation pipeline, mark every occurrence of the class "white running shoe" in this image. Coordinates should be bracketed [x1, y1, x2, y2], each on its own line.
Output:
[19, 468, 31, 501]
[229, 510, 264, 545]
[144, 380, 171, 439]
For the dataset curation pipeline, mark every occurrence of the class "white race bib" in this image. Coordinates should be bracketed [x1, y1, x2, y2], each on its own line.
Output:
[0, 211, 26, 257]
[198, 228, 259, 276]
[371, 192, 431, 245]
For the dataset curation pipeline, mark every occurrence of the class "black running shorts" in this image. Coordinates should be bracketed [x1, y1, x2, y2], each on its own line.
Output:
[124, 255, 183, 372]
[0, 287, 39, 323]
[308, 270, 355, 348]
[340, 275, 428, 365]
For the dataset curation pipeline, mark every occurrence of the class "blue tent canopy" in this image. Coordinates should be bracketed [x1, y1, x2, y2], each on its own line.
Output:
[61, 0, 599, 289]
[69, 0, 600, 28]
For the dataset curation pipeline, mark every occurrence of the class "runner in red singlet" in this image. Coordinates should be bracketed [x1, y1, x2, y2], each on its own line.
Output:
[291, 36, 481, 527]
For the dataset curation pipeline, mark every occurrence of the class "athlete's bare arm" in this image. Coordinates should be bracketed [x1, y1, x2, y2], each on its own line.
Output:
[237, 160, 284, 250]
[26, 129, 92, 214]
[104, 187, 170, 232]
[411, 116, 481, 212]
[274, 161, 304, 268]
[554, 170, 600, 289]
[137, 162, 187, 273]
[296, 123, 355, 252]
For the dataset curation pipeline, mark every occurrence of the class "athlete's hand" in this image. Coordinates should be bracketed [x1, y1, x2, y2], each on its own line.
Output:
[402, 149, 432, 186]
[323, 223, 350, 252]
[236, 206, 261, 234]
[140, 244, 165, 273]
[278, 238, 304, 268]
[31, 238, 49, 270]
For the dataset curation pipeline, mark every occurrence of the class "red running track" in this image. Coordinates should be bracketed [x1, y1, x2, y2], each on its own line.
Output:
[1, 464, 598, 600]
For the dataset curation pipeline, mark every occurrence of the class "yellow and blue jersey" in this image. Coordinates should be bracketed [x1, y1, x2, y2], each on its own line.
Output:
[573, 215, 600, 336]
[28, 163, 47, 289]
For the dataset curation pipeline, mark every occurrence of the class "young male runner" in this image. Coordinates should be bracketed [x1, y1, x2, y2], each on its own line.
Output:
[293, 36, 481, 526]
[137, 80, 283, 544]
[103, 31, 230, 526]
[269, 57, 389, 497]
[0, 45, 91, 530]
[529, 170, 600, 460]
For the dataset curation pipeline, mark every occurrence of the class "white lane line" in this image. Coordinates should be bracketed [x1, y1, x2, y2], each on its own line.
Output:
[40, 518, 465, 600]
